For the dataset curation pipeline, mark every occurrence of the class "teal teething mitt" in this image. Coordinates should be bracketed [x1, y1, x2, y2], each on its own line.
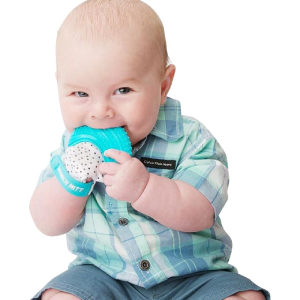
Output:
[51, 126, 132, 197]
[68, 126, 132, 162]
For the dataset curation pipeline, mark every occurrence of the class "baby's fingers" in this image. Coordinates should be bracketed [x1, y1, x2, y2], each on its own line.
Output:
[104, 149, 131, 165]
[102, 174, 114, 186]
[98, 162, 119, 175]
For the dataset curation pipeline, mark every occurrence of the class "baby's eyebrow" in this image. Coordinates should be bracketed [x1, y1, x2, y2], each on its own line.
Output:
[63, 83, 87, 90]
[117, 77, 142, 85]
[62, 78, 142, 91]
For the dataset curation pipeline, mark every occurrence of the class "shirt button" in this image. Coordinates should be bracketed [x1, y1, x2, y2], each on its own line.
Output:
[118, 217, 129, 226]
[140, 260, 150, 271]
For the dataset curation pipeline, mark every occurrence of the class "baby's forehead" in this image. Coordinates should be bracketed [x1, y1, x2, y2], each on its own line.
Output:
[57, 0, 168, 69]
[59, 1, 160, 43]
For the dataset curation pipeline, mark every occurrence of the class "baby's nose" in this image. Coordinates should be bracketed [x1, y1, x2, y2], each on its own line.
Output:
[91, 102, 114, 120]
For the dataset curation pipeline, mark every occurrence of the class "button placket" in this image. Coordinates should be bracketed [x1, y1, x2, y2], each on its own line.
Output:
[106, 196, 159, 286]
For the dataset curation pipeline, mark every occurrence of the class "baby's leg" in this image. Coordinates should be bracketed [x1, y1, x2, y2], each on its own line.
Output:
[41, 289, 80, 300]
[224, 290, 266, 300]
[33, 265, 135, 300]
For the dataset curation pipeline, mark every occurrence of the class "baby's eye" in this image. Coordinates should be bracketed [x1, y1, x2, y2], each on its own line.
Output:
[75, 91, 89, 97]
[115, 87, 131, 95]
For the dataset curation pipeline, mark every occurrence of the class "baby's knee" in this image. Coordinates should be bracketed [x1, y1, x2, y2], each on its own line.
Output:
[225, 290, 266, 300]
[41, 289, 80, 300]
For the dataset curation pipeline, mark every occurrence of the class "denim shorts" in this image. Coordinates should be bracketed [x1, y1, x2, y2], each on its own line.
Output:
[32, 265, 270, 300]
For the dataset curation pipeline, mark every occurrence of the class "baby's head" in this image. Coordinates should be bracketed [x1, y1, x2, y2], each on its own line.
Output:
[56, 0, 175, 146]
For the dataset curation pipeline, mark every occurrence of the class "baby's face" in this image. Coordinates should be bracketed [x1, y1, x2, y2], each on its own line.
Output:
[56, 36, 171, 146]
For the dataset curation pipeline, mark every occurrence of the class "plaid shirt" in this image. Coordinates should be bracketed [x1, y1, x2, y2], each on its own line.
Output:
[38, 97, 236, 288]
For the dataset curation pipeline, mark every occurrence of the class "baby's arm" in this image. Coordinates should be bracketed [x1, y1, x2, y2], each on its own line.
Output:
[30, 177, 88, 236]
[29, 131, 91, 236]
[100, 149, 215, 232]
[30, 126, 133, 236]
[133, 174, 214, 232]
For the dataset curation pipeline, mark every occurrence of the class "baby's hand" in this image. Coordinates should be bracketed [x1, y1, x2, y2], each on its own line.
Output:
[99, 149, 149, 203]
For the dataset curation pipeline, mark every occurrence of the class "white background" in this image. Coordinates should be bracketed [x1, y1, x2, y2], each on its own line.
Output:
[1, 1, 299, 299]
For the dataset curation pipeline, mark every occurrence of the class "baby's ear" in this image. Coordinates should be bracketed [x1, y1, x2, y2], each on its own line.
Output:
[160, 64, 176, 105]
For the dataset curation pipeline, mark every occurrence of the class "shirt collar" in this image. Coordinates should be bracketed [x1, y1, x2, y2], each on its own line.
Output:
[150, 97, 183, 142]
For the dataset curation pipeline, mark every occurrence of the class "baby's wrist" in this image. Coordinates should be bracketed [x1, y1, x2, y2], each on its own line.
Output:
[51, 155, 96, 197]
[131, 173, 154, 207]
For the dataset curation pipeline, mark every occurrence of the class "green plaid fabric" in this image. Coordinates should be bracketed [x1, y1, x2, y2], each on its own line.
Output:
[38, 97, 236, 288]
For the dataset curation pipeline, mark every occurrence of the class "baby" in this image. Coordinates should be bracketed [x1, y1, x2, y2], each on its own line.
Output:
[30, 0, 270, 299]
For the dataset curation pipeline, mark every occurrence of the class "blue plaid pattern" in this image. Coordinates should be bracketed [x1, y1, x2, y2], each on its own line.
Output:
[38, 97, 236, 288]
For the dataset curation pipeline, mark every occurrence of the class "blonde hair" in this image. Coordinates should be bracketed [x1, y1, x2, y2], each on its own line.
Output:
[57, 0, 169, 71]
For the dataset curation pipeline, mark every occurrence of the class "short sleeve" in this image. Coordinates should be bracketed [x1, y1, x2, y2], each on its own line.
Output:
[37, 130, 70, 186]
[172, 121, 229, 220]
